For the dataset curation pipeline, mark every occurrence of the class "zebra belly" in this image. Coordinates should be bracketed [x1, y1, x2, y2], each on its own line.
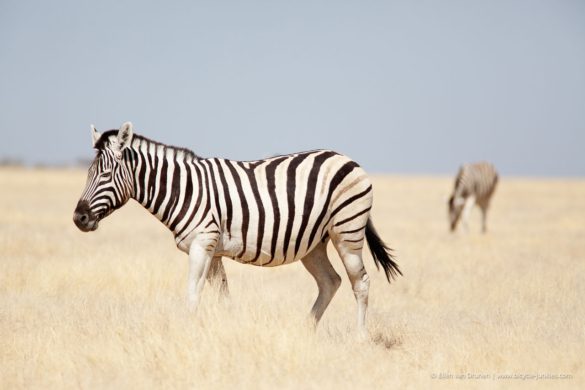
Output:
[215, 226, 322, 266]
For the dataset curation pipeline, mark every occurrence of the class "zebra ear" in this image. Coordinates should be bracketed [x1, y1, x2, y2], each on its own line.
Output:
[117, 121, 134, 151]
[91, 124, 101, 148]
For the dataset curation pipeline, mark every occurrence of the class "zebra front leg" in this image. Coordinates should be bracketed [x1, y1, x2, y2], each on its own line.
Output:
[480, 206, 489, 233]
[206, 256, 229, 297]
[462, 195, 476, 232]
[187, 242, 214, 311]
[301, 242, 342, 326]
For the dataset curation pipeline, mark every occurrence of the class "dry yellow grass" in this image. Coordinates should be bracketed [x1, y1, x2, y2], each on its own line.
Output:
[1, 168, 584, 389]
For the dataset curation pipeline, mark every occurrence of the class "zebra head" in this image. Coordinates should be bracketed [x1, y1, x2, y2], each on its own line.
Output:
[448, 195, 465, 231]
[73, 122, 135, 232]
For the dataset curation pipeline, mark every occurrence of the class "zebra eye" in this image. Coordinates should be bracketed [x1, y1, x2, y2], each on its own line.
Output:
[100, 171, 112, 180]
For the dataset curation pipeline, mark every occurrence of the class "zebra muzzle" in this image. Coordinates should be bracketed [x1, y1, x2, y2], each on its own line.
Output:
[73, 201, 99, 232]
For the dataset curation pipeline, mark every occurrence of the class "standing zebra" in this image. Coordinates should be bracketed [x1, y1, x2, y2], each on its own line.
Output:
[73, 122, 401, 335]
[448, 162, 498, 233]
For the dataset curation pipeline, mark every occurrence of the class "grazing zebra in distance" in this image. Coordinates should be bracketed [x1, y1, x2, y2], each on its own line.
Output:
[73, 122, 401, 335]
[448, 161, 498, 233]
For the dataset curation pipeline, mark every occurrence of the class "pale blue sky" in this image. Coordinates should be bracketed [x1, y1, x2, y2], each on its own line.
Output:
[1, 0, 584, 175]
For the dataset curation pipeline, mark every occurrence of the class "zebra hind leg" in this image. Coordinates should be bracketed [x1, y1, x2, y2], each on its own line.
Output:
[301, 242, 342, 326]
[332, 239, 370, 339]
[206, 256, 229, 297]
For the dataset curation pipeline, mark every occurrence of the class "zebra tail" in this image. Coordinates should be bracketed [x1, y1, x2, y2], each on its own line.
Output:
[365, 218, 402, 283]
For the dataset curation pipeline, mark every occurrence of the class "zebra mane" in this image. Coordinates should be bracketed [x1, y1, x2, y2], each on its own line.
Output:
[94, 129, 201, 160]
[93, 129, 119, 151]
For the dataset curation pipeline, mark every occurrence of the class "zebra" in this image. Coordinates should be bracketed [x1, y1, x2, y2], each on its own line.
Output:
[448, 161, 498, 233]
[73, 122, 401, 335]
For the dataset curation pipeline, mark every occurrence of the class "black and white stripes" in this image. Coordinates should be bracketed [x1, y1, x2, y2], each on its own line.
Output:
[448, 161, 499, 233]
[73, 122, 400, 332]
[129, 144, 368, 265]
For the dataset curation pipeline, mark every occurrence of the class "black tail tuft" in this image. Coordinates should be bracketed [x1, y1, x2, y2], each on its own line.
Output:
[365, 218, 402, 283]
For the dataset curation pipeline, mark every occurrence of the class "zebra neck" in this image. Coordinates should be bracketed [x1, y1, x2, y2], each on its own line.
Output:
[128, 140, 206, 234]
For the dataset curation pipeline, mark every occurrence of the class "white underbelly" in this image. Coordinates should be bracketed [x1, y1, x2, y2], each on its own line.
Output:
[216, 230, 319, 266]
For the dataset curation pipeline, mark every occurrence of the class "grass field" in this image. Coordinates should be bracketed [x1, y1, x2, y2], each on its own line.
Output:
[1, 168, 584, 389]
